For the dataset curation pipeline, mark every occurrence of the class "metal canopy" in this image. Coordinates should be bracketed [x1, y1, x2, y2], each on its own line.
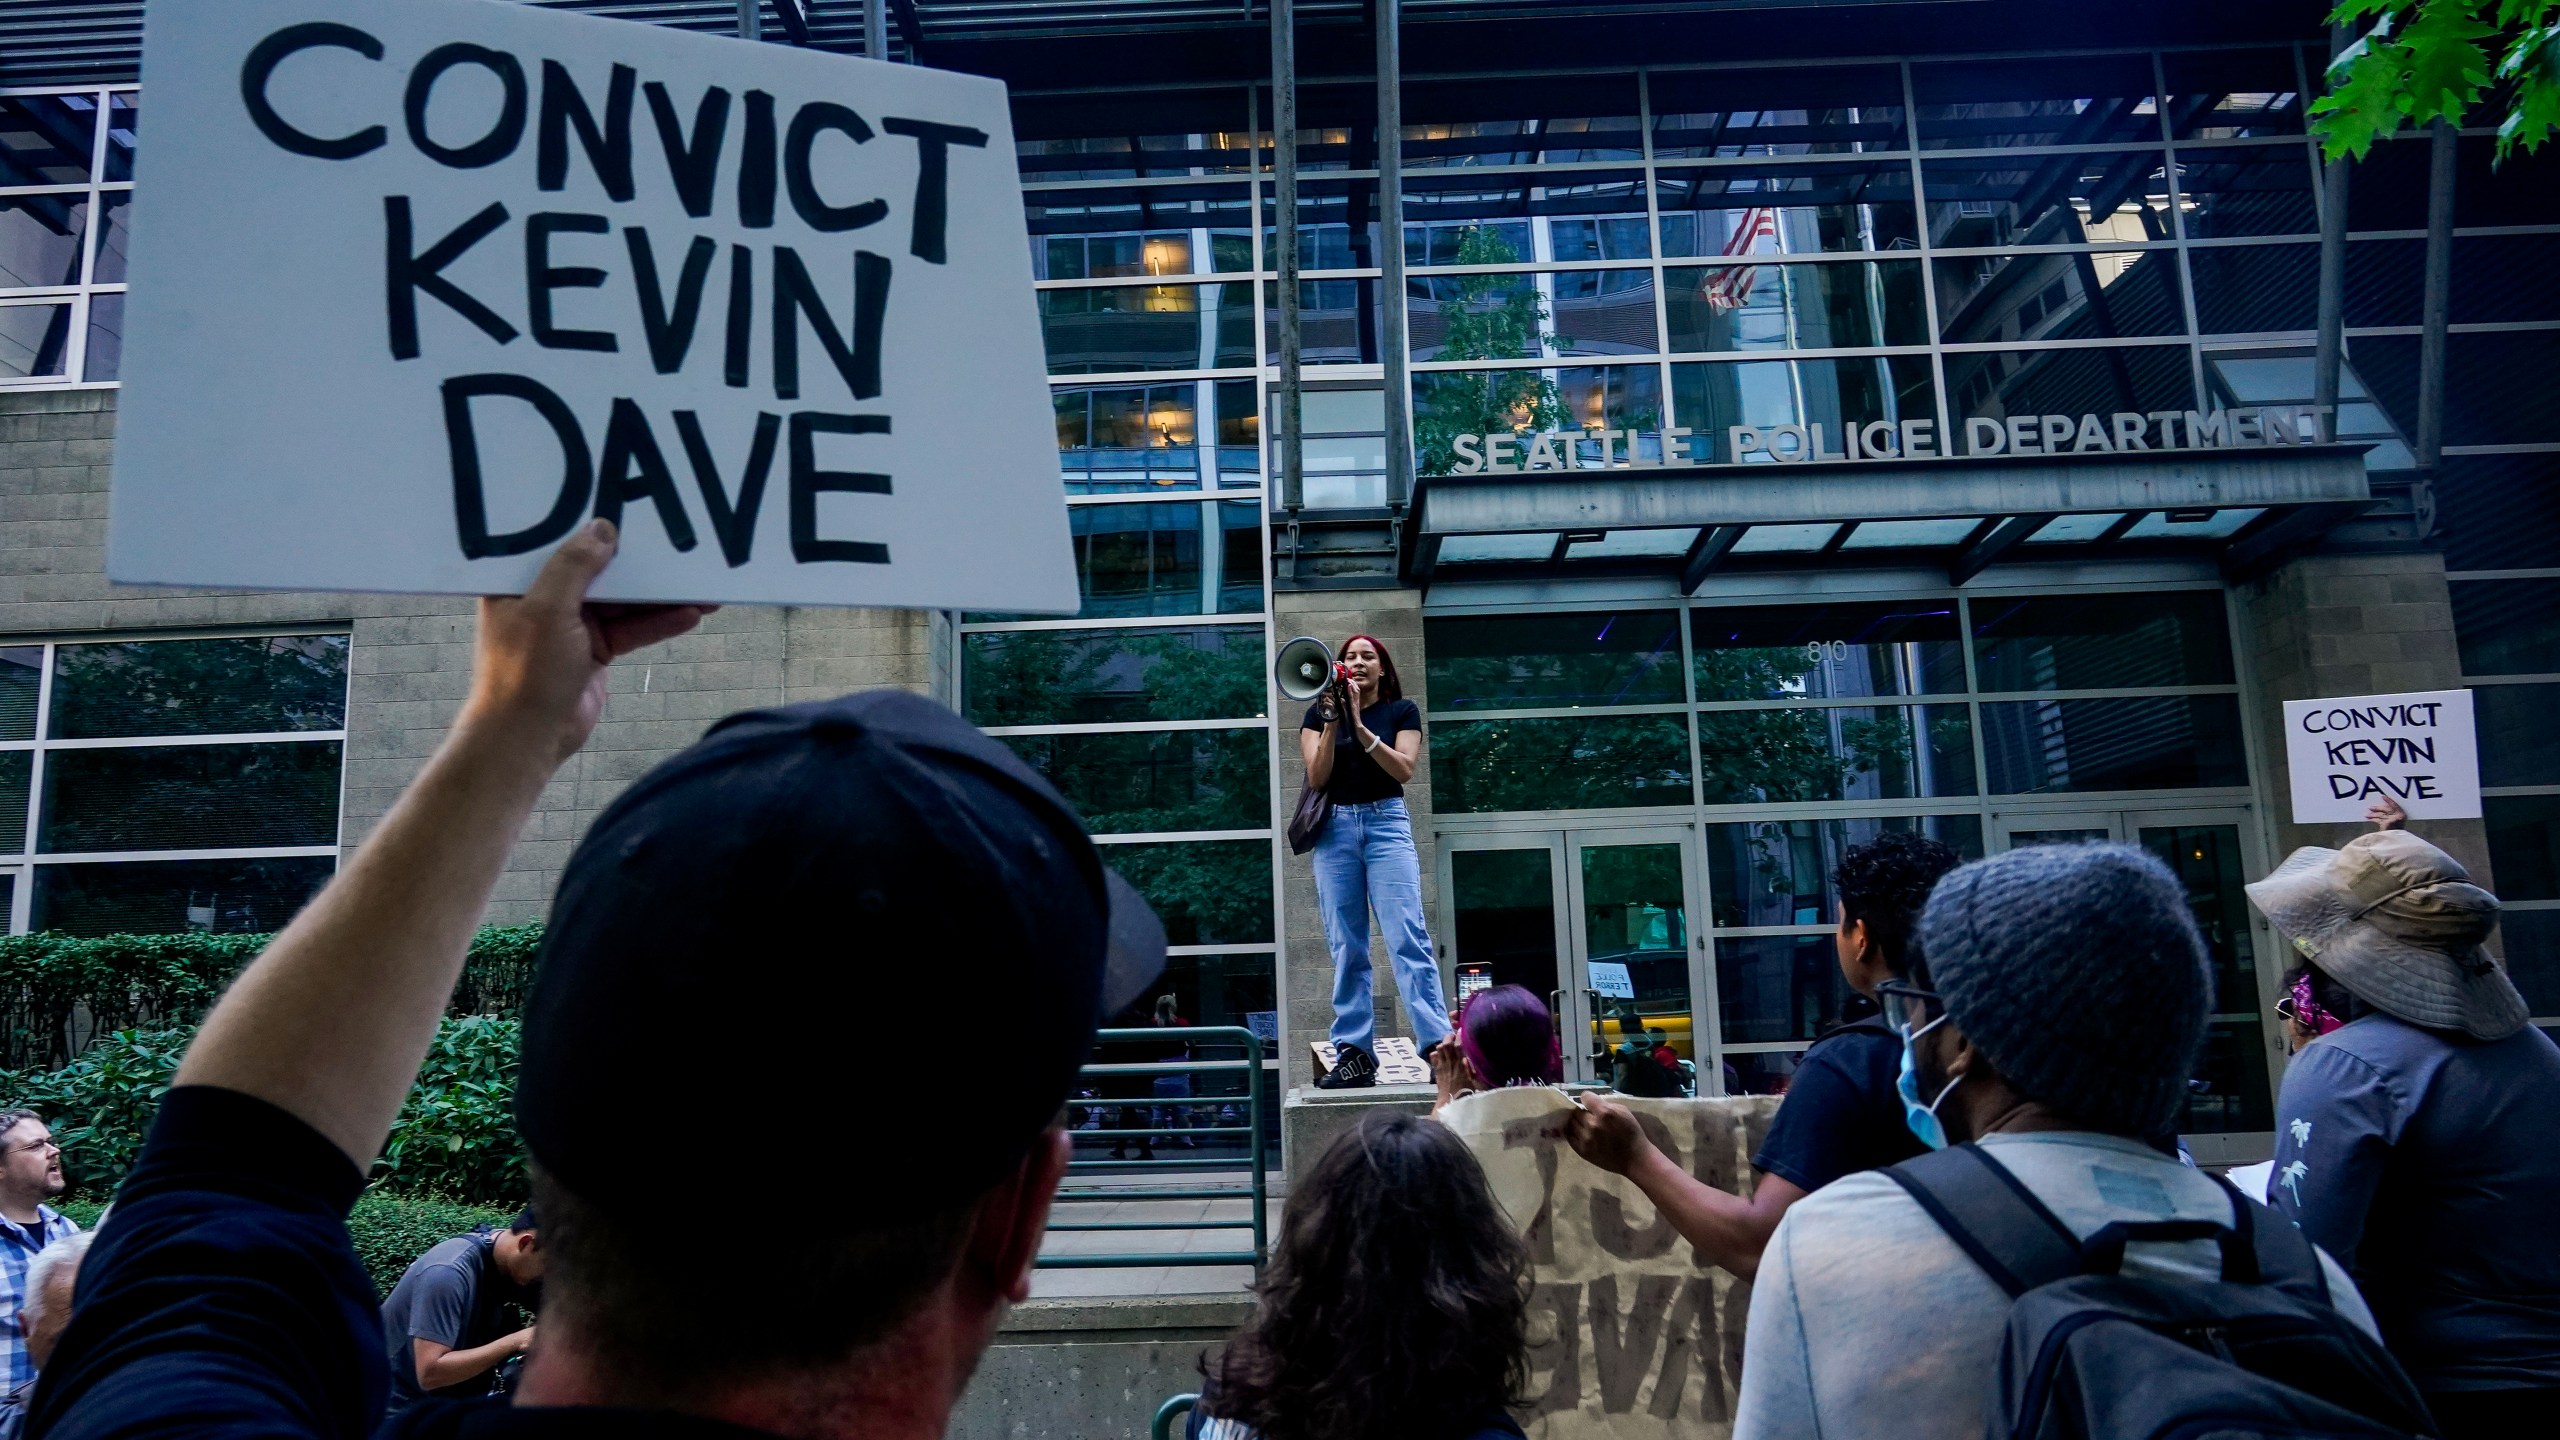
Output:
[1407, 445, 2374, 591]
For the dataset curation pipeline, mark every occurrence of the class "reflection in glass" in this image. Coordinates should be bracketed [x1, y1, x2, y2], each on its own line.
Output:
[1911, 55, 2162, 148]
[1724, 1049, 1805, 1097]
[0, 303, 72, 379]
[1013, 91, 1252, 180]
[51, 636, 350, 738]
[1692, 601, 1966, 700]
[2475, 683, 2560, 787]
[2497, 910, 2560, 1016]
[2174, 146, 2317, 238]
[1695, 705, 1975, 804]
[40, 741, 344, 852]
[1053, 382, 1204, 493]
[2182, 1020, 2273, 1134]
[0, 195, 84, 290]
[32, 855, 335, 938]
[2188, 243, 2316, 334]
[1945, 344, 2194, 432]
[1922, 153, 2173, 247]
[1001, 727, 1270, 834]
[1981, 695, 2249, 794]
[0, 647, 38, 741]
[0, 751, 24, 852]
[1582, 843, 1697, 1080]
[1657, 160, 1917, 256]
[92, 191, 130, 284]
[2454, 578, 2560, 677]
[982, 503, 1260, 622]
[1126, 952, 1280, 1047]
[1401, 75, 1641, 166]
[1933, 250, 2187, 344]
[102, 92, 136, 181]
[1027, 185, 1253, 278]
[1665, 259, 1925, 352]
[1705, 815, 1985, 930]
[1105, 840, 1273, 945]
[1424, 611, 1684, 711]
[1672, 356, 1935, 463]
[1970, 591, 2234, 692]
[1413, 363, 1663, 479]
[1040, 283, 1254, 374]
[2484, 796, 2560, 903]
[1407, 269, 1658, 360]
[962, 625, 1264, 727]
[82, 292, 120, 382]
[2138, 824, 2259, 1015]
[2163, 49, 2306, 139]
[1453, 848, 1560, 1001]
[1717, 935, 1850, 1044]
[1430, 715, 1692, 813]
[1403, 174, 1649, 265]
[0, 94, 98, 185]
[1649, 66, 1907, 158]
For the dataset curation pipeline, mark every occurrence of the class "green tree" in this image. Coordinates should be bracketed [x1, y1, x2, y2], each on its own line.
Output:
[1411, 227, 1569, 477]
[2311, 1, 2560, 159]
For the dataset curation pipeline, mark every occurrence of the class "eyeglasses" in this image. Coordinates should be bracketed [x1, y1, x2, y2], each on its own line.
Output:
[3, 1137, 58, 1158]
[1875, 979, 1944, 1035]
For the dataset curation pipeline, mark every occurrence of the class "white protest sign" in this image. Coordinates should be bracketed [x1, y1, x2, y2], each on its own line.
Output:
[2283, 689, 2480, 822]
[108, 0, 1076, 611]
[1588, 961, 1635, 999]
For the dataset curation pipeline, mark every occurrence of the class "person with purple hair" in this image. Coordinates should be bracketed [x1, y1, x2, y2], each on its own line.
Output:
[1429, 985, 1562, 1115]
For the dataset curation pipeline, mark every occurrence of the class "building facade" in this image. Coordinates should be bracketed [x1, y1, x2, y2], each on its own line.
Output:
[4, 0, 2555, 1164]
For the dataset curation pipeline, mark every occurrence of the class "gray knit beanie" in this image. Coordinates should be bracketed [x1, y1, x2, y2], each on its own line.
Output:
[1918, 844, 2211, 1138]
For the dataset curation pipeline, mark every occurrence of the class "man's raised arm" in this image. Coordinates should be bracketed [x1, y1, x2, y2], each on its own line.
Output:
[175, 519, 709, 1169]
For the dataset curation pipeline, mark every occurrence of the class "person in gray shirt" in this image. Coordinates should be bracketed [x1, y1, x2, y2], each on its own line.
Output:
[1734, 844, 2378, 1440]
[2250, 817, 2560, 1440]
[378, 1208, 541, 1415]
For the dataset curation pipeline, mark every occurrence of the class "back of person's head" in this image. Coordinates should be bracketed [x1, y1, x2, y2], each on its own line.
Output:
[1834, 831, 1962, 979]
[1919, 844, 2209, 1139]
[1210, 1112, 1526, 1440]
[23, 1228, 94, 1370]
[515, 691, 1165, 1403]
[1456, 984, 1560, 1087]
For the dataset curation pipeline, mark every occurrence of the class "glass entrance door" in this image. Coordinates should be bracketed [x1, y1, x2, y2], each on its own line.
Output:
[1444, 837, 1570, 1067]
[1990, 805, 2274, 1160]
[1568, 829, 1705, 1092]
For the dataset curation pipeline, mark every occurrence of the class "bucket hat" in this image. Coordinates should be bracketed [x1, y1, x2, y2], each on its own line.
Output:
[2244, 830, 2525, 1041]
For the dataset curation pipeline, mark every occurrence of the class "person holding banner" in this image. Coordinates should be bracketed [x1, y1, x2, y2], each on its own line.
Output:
[1299, 636, 1451, 1090]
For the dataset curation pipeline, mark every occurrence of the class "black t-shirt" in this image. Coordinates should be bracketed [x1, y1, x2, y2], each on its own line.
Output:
[1749, 1015, 1927, 1194]
[1300, 697, 1421, 804]
[30, 1085, 784, 1440]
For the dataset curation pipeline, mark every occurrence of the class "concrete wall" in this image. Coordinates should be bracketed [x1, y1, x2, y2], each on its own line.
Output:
[951, 1296, 1248, 1440]
[1269, 585, 1446, 1095]
[2236, 550, 2493, 892]
[0, 389, 936, 924]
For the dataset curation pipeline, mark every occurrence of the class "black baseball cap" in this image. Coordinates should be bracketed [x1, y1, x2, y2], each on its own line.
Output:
[516, 689, 1165, 1224]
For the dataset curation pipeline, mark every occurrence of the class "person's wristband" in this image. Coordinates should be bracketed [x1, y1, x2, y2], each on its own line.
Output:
[1363, 735, 1382, 754]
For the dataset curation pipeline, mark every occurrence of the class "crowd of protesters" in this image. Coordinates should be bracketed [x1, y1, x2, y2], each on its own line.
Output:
[0, 524, 2552, 1440]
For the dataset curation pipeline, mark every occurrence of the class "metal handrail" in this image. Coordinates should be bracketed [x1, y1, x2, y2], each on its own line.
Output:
[1043, 1025, 1269, 1271]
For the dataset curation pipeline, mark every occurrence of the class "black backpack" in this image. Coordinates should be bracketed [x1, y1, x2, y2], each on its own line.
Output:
[1885, 1144, 2440, 1440]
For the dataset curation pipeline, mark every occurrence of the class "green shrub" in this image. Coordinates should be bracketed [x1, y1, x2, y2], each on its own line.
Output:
[347, 1190, 519, 1296]
[53, 1197, 106, 1229]
[375, 1016, 527, 1206]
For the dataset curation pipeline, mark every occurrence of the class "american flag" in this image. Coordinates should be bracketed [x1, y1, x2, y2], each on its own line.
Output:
[1700, 206, 1778, 310]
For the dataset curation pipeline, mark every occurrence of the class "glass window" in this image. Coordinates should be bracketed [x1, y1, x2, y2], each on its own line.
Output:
[1400, 74, 1641, 166]
[102, 92, 135, 182]
[0, 95, 97, 185]
[1656, 159, 1918, 257]
[0, 751, 26, 852]
[1012, 89, 1252, 180]
[1040, 282, 1255, 375]
[1266, 177, 1383, 269]
[2441, 234, 2560, 325]
[40, 741, 345, 852]
[1934, 250, 2187, 343]
[1923, 152, 2174, 249]
[2136, 822, 2260, 1016]
[1408, 269, 1658, 361]
[1053, 383, 1205, 494]
[1672, 356, 1935, 462]
[979, 502, 1260, 622]
[1402, 172, 1650, 259]
[1553, 364, 1664, 435]
[2453, 579, 2560, 677]
[2442, 331, 2560, 446]
[1648, 66, 1907, 158]
[2173, 145, 2316, 238]
[2500, 910, 2560, 1016]
[1430, 715, 1693, 813]
[51, 636, 350, 738]
[1266, 275, 1383, 366]
[1696, 705, 1975, 804]
[1454, 847, 1560, 998]
[0, 303, 72, 379]
[1704, 815, 1985, 930]
[90, 190, 131, 285]
[2485, 796, 2560, 902]
[1666, 258, 1926, 352]
[1001, 728, 1269, 834]
[1716, 935, 1853, 1043]
[1423, 611, 1684, 711]
[31, 855, 335, 938]
[2187, 242, 2315, 335]
[2163, 48, 2307, 139]
[1971, 592, 2233, 692]
[2477, 683, 2560, 787]
[0, 194, 85, 291]
[0, 647, 38, 740]
[1026, 185, 1253, 278]
[2184, 1019, 2274, 1133]
[81, 292, 119, 382]
[1912, 55, 2163, 149]
[1105, 839, 1273, 944]
[1412, 364, 1663, 478]
[1692, 600, 1965, 699]
[962, 625, 1264, 727]
[1981, 694, 2249, 793]
[1266, 82, 1378, 173]
[1132, 952, 1280, 1039]
[1946, 344, 2194, 432]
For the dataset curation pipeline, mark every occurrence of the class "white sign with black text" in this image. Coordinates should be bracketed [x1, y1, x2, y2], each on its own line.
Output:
[108, 0, 1077, 611]
[2283, 689, 2481, 823]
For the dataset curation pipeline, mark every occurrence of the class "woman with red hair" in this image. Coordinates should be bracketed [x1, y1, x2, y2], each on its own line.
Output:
[1299, 634, 1450, 1088]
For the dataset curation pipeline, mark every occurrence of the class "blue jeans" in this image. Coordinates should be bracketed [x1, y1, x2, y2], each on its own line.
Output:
[1312, 796, 1451, 1054]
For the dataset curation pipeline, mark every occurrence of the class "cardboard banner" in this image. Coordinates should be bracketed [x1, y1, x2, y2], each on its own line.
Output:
[2282, 689, 2480, 822]
[1439, 1088, 1781, 1440]
[1310, 1037, 1429, 1086]
[110, 0, 1075, 612]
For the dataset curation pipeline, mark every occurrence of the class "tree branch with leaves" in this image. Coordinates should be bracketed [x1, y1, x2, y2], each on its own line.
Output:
[2311, 0, 2560, 160]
